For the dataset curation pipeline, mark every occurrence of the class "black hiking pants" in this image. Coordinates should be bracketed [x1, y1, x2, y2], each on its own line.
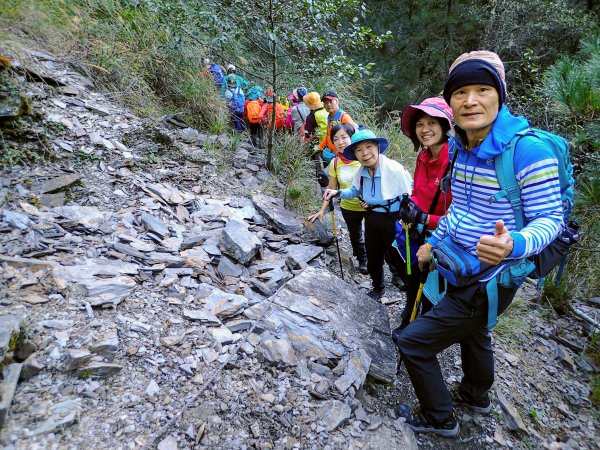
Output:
[364, 211, 403, 291]
[395, 281, 517, 425]
[248, 122, 263, 148]
[340, 208, 367, 266]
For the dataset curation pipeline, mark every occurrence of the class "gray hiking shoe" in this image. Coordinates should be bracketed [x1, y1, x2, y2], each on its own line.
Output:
[451, 389, 492, 414]
[391, 274, 407, 291]
[358, 262, 369, 275]
[395, 403, 459, 437]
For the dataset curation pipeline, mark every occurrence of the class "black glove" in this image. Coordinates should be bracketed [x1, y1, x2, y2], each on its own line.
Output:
[399, 198, 426, 225]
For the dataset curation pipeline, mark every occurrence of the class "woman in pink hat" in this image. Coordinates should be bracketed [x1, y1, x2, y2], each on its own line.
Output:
[394, 96, 453, 331]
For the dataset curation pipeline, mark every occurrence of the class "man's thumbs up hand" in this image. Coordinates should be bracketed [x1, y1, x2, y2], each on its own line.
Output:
[476, 220, 514, 265]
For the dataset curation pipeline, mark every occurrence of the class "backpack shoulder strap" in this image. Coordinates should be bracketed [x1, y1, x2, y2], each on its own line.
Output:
[490, 130, 531, 231]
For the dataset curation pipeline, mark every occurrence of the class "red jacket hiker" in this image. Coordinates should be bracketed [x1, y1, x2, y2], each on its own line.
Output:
[411, 141, 452, 229]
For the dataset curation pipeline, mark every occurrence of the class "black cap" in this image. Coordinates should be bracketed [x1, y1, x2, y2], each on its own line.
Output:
[322, 91, 338, 100]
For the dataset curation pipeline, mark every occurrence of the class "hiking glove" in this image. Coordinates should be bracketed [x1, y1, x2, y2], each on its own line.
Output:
[400, 199, 426, 225]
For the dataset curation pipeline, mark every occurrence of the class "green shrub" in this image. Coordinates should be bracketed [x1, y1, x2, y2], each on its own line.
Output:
[271, 133, 321, 216]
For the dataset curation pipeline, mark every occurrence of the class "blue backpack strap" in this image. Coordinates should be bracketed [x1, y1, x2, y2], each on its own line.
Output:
[485, 277, 499, 330]
[490, 132, 527, 230]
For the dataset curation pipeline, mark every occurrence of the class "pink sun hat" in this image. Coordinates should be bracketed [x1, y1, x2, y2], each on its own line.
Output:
[401, 96, 453, 140]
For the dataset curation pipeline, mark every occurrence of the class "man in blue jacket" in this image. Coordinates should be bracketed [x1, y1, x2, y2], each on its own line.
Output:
[394, 50, 564, 437]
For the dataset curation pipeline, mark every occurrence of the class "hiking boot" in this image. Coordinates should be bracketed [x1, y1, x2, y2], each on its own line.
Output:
[358, 262, 369, 275]
[366, 288, 384, 301]
[391, 274, 407, 291]
[451, 389, 492, 414]
[395, 403, 459, 437]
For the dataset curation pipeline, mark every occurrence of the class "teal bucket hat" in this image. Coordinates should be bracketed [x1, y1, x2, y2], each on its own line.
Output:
[342, 129, 389, 161]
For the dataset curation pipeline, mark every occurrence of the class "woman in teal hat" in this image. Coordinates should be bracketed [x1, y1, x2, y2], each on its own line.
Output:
[324, 129, 412, 299]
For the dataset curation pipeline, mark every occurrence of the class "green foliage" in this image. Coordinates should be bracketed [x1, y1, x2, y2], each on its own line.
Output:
[534, 34, 600, 303]
[74, 149, 100, 164]
[540, 33, 600, 162]
[359, 0, 596, 114]
[271, 133, 320, 215]
[0, 0, 228, 131]
[586, 333, 600, 407]
[592, 375, 600, 408]
[541, 276, 572, 314]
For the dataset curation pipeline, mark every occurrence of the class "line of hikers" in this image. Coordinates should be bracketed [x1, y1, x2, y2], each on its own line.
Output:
[201, 58, 358, 155]
[205, 52, 578, 438]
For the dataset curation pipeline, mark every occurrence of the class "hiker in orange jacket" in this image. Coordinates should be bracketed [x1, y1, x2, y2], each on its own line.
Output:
[259, 91, 285, 130]
[244, 89, 264, 148]
[319, 91, 358, 164]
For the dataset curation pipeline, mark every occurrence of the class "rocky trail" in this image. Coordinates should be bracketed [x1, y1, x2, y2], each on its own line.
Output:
[0, 49, 598, 450]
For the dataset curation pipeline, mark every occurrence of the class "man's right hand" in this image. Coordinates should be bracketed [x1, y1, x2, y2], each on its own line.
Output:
[323, 189, 339, 200]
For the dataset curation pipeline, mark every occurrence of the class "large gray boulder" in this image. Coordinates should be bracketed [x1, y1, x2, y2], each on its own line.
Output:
[252, 194, 303, 235]
[244, 267, 398, 383]
[220, 219, 262, 265]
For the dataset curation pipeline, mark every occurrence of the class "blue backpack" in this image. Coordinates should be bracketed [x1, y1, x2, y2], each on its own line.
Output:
[232, 88, 245, 115]
[486, 128, 578, 328]
[209, 63, 225, 87]
[493, 129, 574, 232]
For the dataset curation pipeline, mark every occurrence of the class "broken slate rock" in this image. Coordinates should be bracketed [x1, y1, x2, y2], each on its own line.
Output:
[252, 194, 303, 235]
[357, 420, 418, 450]
[76, 361, 123, 379]
[334, 349, 372, 394]
[180, 247, 211, 269]
[20, 353, 44, 380]
[0, 363, 22, 428]
[3, 209, 32, 230]
[0, 314, 23, 361]
[202, 289, 249, 318]
[317, 399, 352, 432]
[182, 309, 221, 325]
[245, 267, 397, 383]
[66, 348, 92, 370]
[21, 399, 81, 438]
[257, 336, 299, 368]
[141, 212, 170, 238]
[285, 244, 323, 268]
[40, 174, 81, 193]
[89, 332, 118, 360]
[217, 255, 243, 278]
[53, 205, 108, 231]
[52, 260, 137, 306]
[220, 219, 262, 265]
[496, 391, 528, 433]
[302, 218, 333, 246]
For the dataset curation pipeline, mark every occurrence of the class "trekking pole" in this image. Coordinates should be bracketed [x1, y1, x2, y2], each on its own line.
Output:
[329, 199, 344, 280]
[405, 222, 412, 275]
[410, 267, 430, 322]
[399, 194, 412, 275]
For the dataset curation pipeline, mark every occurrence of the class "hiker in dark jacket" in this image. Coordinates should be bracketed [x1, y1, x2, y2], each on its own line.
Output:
[394, 50, 564, 438]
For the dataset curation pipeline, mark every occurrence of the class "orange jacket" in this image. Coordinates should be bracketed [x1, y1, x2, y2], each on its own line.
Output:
[259, 103, 285, 129]
[319, 110, 356, 151]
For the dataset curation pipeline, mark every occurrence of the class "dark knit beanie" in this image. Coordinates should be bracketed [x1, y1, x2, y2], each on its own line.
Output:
[443, 51, 507, 108]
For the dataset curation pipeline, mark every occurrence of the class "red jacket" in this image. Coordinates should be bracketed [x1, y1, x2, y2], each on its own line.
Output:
[411, 142, 452, 229]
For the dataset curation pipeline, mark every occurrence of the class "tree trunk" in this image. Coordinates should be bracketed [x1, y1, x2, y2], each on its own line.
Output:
[266, 0, 276, 172]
